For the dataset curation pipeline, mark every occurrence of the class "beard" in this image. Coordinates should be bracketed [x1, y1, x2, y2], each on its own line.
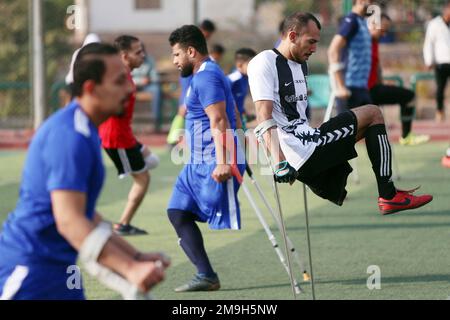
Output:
[180, 63, 194, 77]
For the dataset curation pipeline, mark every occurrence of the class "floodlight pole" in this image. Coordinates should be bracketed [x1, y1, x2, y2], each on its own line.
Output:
[193, 0, 199, 25]
[32, 0, 46, 130]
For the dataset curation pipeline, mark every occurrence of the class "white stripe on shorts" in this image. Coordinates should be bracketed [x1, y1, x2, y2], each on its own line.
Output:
[118, 149, 132, 177]
[226, 179, 239, 230]
[0, 265, 29, 300]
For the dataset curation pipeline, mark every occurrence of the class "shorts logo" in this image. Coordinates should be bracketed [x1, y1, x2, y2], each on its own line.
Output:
[316, 125, 355, 146]
[379, 198, 411, 206]
[284, 82, 292, 87]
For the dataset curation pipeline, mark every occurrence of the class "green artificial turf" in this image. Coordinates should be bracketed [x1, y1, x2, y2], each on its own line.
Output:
[1, 142, 449, 300]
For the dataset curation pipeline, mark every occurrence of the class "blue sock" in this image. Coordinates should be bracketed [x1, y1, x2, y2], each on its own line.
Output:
[167, 209, 215, 276]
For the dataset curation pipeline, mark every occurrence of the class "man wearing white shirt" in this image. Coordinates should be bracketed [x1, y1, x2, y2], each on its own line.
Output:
[423, 2, 450, 122]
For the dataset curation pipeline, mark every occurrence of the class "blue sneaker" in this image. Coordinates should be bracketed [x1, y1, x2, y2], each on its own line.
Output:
[175, 273, 220, 292]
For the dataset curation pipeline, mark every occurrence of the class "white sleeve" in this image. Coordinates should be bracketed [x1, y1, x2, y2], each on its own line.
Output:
[423, 21, 435, 67]
[248, 53, 276, 102]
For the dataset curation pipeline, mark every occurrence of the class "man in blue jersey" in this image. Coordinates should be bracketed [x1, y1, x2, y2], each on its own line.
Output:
[0, 43, 169, 300]
[328, 0, 373, 114]
[167, 25, 245, 292]
[228, 48, 257, 131]
[167, 20, 218, 148]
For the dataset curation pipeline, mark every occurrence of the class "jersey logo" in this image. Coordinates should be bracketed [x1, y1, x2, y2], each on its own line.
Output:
[284, 82, 292, 87]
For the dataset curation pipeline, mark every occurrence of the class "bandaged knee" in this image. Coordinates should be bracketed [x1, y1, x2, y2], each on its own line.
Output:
[145, 153, 160, 170]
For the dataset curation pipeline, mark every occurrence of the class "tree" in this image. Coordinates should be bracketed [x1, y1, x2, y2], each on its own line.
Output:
[0, 0, 73, 125]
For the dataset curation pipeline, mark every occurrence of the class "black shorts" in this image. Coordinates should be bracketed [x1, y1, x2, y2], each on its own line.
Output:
[297, 111, 359, 206]
[104, 142, 147, 178]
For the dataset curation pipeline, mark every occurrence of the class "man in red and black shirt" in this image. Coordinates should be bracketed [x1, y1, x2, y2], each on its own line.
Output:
[368, 14, 429, 146]
[99, 35, 160, 235]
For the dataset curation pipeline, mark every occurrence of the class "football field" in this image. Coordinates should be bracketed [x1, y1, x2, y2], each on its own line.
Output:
[1, 142, 449, 300]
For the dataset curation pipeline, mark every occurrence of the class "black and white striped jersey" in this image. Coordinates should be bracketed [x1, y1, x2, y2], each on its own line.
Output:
[248, 49, 319, 170]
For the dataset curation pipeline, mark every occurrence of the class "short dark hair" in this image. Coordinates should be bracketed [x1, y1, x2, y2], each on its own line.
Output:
[72, 43, 118, 97]
[169, 25, 208, 55]
[114, 35, 139, 52]
[281, 12, 321, 37]
[199, 19, 216, 33]
[211, 44, 225, 55]
[235, 48, 256, 62]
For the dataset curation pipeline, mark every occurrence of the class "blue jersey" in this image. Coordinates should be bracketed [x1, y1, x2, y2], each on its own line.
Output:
[228, 69, 248, 115]
[0, 101, 105, 267]
[184, 58, 237, 163]
[179, 75, 193, 106]
[338, 12, 372, 89]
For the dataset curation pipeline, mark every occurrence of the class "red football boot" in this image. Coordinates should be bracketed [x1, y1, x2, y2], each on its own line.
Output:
[378, 187, 433, 215]
[442, 156, 450, 169]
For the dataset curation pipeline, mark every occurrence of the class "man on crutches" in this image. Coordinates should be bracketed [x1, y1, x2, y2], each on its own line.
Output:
[248, 11, 434, 295]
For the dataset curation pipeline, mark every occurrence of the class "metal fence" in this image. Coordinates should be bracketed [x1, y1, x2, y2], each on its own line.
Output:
[0, 0, 448, 130]
[0, 0, 72, 130]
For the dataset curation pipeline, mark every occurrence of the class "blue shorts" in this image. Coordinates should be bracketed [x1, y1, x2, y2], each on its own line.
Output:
[0, 262, 85, 300]
[336, 87, 373, 114]
[168, 163, 246, 230]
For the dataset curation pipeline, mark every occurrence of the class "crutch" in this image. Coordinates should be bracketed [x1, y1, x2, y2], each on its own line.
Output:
[239, 179, 303, 295]
[232, 135, 303, 295]
[245, 164, 311, 282]
[252, 124, 308, 300]
[237, 136, 309, 286]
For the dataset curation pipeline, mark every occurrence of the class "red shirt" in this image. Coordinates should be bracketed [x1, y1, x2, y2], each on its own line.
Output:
[368, 39, 379, 90]
[99, 72, 137, 149]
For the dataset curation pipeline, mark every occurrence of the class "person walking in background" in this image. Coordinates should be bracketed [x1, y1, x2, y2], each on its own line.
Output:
[132, 45, 162, 129]
[99, 35, 160, 236]
[210, 44, 226, 64]
[423, 1, 450, 122]
[227, 48, 257, 131]
[368, 14, 429, 146]
[199, 19, 217, 41]
[328, 0, 373, 114]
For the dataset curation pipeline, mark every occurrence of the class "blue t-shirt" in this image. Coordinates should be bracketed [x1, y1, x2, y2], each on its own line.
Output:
[338, 12, 372, 89]
[228, 69, 249, 115]
[0, 101, 105, 266]
[185, 58, 237, 164]
[179, 75, 193, 106]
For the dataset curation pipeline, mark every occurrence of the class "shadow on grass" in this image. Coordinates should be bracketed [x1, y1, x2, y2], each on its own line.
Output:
[219, 282, 293, 292]
[318, 273, 450, 285]
[285, 213, 450, 232]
